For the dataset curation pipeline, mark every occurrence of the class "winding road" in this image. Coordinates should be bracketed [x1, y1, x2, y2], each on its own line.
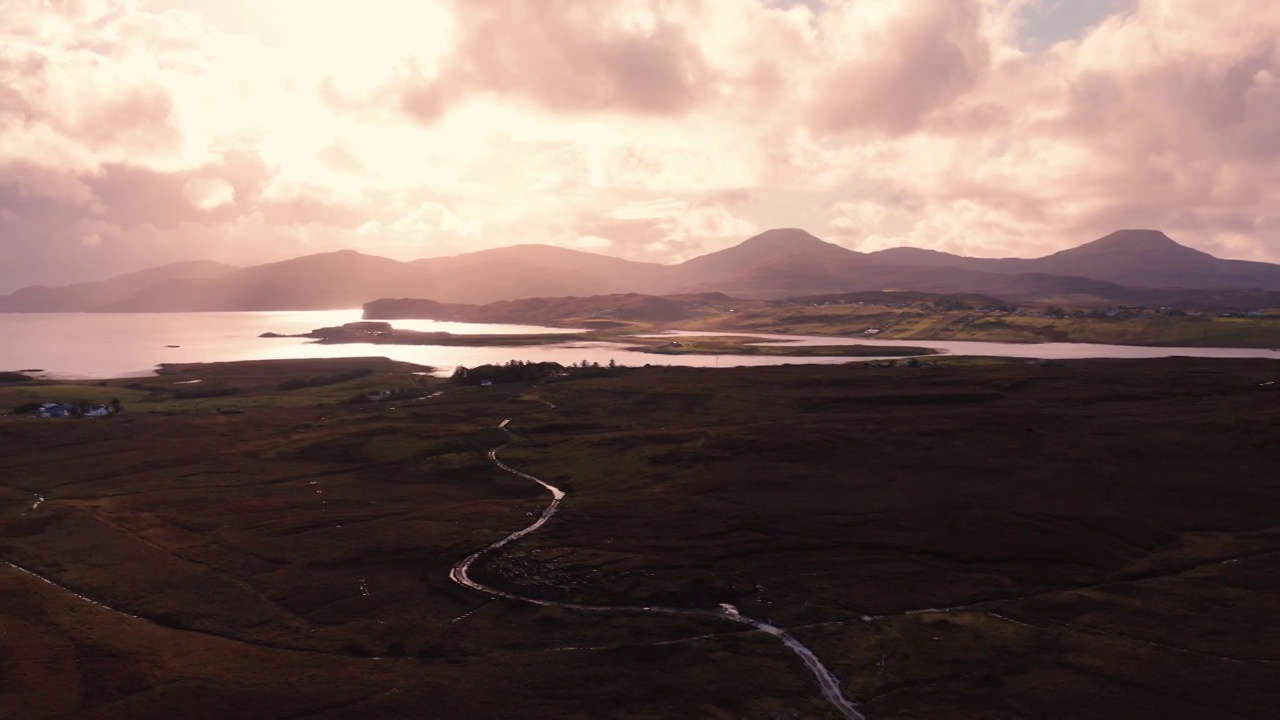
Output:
[449, 421, 865, 719]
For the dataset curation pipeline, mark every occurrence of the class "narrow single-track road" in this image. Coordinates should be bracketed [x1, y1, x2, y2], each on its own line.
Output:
[449, 420, 864, 719]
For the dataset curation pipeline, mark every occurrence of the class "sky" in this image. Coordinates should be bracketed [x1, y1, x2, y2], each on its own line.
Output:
[1, 0, 1278, 292]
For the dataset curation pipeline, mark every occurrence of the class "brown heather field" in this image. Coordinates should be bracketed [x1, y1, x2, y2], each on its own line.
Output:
[1, 356, 1278, 718]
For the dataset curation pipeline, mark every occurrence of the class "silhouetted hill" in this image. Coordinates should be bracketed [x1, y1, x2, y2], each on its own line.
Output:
[5, 246, 671, 312]
[681, 252, 1137, 303]
[0, 260, 238, 312]
[402, 244, 676, 304]
[364, 293, 737, 327]
[4, 228, 1280, 312]
[675, 228, 861, 284]
[220, 250, 425, 309]
[869, 230, 1280, 290]
[871, 246, 990, 269]
[414, 243, 674, 299]
[103, 251, 428, 311]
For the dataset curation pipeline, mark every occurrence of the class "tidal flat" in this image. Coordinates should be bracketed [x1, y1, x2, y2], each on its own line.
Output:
[1, 356, 1277, 718]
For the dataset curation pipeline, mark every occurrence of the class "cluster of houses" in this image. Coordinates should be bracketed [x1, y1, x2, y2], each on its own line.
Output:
[37, 402, 116, 418]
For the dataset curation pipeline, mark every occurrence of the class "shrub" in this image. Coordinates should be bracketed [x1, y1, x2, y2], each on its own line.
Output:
[276, 369, 373, 392]
[173, 384, 238, 399]
[450, 360, 565, 386]
[8, 402, 41, 415]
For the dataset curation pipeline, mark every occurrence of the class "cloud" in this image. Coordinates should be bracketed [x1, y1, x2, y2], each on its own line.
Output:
[809, 0, 1280, 261]
[573, 234, 614, 249]
[393, 0, 714, 122]
[609, 199, 691, 221]
[3, 0, 1280, 292]
[353, 200, 484, 257]
[810, 0, 991, 136]
[582, 198, 760, 262]
[182, 177, 236, 210]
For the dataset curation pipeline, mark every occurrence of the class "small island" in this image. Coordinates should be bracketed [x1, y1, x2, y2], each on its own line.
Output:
[262, 321, 589, 347]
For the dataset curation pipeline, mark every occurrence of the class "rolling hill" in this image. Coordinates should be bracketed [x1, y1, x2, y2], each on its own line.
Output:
[0, 260, 239, 312]
[671, 228, 860, 284]
[3, 228, 1279, 313]
[869, 230, 1280, 290]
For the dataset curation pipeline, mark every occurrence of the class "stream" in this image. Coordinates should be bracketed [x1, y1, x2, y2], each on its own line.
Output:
[449, 421, 865, 719]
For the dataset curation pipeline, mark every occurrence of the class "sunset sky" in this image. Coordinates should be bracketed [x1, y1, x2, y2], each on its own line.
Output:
[2, 0, 1278, 293]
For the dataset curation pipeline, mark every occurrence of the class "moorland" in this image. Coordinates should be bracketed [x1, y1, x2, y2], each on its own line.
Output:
[2, 355, 1278, 718]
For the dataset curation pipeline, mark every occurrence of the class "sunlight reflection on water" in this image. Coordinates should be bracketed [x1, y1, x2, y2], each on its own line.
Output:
[2, 311, 1276, 379]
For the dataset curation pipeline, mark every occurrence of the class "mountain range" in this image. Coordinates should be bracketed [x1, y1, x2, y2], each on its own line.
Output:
[4, 229, 1279, 313]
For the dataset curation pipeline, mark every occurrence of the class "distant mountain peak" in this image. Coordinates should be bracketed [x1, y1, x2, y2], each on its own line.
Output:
[1065, 229, 1206, 256]
[1097, 229, 1175, 242]
[676, 229, 860, 283]
[6, 226, 1280, 312]
[738, 228, 829, 249]
[714, 228, 856, 260]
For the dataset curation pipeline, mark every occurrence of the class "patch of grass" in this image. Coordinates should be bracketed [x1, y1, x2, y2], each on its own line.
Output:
[663, 303, 1280, 348]
[0, 383, 149, 408]
[275, 368, 374, 392]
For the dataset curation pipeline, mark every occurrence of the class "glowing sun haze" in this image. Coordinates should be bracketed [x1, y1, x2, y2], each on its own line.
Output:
[2, 0, 1278, 292]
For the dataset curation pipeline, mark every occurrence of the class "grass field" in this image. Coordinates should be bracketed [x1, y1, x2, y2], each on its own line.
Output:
[672, 303, 1280, 347]
[897, 314, 1280, 346]
[2, 356, 1278, 718]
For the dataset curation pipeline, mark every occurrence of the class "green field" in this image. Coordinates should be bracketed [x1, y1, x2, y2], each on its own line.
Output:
[666, 304, 1280, 348]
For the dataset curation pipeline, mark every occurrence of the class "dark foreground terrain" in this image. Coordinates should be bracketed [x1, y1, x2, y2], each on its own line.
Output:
[1, 357, 1278, 718]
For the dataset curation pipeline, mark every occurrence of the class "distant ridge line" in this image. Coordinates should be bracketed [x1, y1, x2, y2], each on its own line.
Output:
[2, 228, 1278, 312]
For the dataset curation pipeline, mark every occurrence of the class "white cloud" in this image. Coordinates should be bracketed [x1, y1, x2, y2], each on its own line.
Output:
[573, 234, 614, 249]
[3, 0, 1280, 292]
[608, 199, 690, 220]
[182, 177, 235, 209]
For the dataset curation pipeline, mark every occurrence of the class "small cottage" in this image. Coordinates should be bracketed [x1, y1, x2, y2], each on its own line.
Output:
[40, 403, 71, 418]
